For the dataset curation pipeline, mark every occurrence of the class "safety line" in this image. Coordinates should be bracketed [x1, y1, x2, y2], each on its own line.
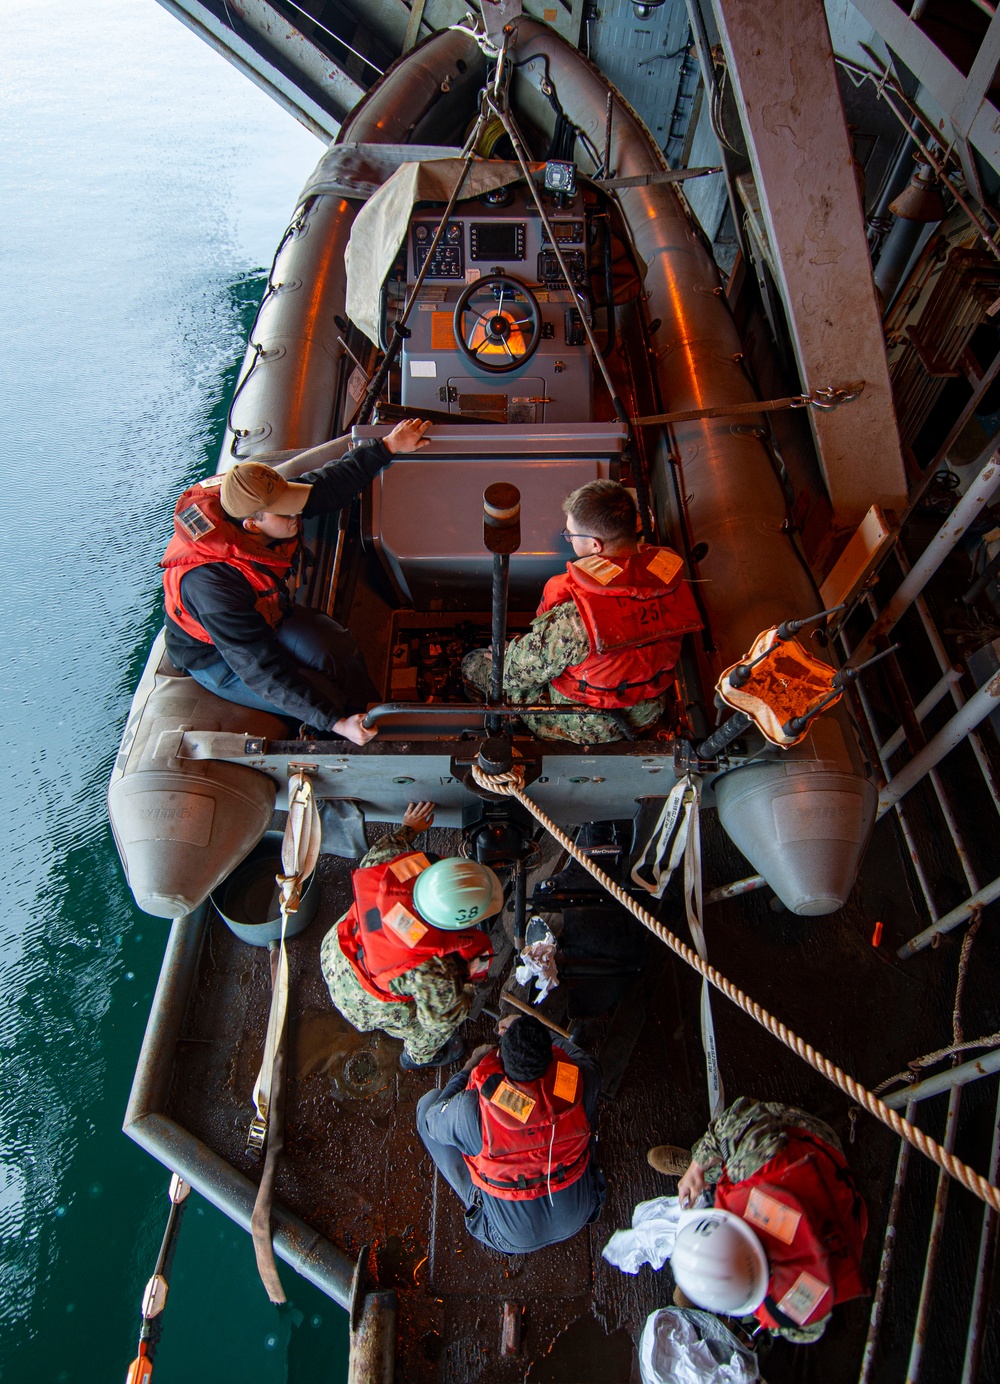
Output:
[469, 763, 1000, 1214]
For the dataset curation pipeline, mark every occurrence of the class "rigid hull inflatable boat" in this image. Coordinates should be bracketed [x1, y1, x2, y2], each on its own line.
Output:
[109, 15, 876, 925]
[110, 12, 1000, 1383]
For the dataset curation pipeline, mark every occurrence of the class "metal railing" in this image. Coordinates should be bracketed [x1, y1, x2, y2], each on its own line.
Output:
[839, 455, 1000, 1383]
[838, 457, 1000, 959]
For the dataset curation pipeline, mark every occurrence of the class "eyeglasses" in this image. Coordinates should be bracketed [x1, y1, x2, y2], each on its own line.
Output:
[560, 527, 600, 543]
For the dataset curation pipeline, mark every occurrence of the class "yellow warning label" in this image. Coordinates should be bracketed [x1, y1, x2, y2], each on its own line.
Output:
[388, 852, 430, 882]
[490, 1081, 536, 1123]
[646, 548, 683, 586]
[543, 7, 558, 19]
[744, 1188, 802, 1246]
[383, 901, 429, 947]
[431, 312, 458, 351]
[552, 1062, 579, 1103]
[575, 555, 623, 586]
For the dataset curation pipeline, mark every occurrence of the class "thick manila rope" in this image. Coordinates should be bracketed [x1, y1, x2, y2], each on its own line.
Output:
[470, 762, 1000, 1214]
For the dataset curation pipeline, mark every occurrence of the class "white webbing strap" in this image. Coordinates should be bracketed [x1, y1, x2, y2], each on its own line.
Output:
[250, 772, 321, 1144]
[631, 776, 724, 1117]
[630, 778, 691, 899]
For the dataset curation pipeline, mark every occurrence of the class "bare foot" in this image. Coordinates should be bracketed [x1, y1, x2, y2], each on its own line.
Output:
[333, 713, 377, 746]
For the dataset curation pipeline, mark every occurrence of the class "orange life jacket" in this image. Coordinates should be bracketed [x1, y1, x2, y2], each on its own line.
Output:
[338, 852, 493, 1003]
[537, 547, 702, 708]
[463, 1047, 592, 1200]
[160, 479, 299, 643]
[715, 1130, 868, 1332]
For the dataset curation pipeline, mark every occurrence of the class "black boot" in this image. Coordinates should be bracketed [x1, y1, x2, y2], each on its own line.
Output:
[399, 1034, 465, 1071]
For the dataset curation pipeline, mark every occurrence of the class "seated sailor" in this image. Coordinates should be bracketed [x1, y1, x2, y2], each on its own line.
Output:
[161, 417, 430, 745]
[648, 1096, 868, 1344]
[320, 801, 500, 1070]
[416, 1014, 605, 1255]
[462, 480, 701, 743]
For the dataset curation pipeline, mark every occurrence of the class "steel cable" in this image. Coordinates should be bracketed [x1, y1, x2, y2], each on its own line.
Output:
[469, 762, 1000, 1213]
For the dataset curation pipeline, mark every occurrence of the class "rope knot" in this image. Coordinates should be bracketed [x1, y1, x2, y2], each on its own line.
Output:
[276, 872, 303, 913]
[470, 762, 525, 796]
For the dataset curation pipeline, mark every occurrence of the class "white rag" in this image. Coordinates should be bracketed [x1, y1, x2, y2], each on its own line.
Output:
[601, 1193, 709, 1274]
[514, 939, 559, 1000]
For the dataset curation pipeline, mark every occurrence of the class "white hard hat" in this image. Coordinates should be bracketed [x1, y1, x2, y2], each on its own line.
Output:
[671, 1209, 769, 1316]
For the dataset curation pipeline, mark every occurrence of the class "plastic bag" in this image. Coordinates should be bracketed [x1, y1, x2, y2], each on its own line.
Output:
[601, 1193, 708, 1274]
[639, 1308, 759, 1384]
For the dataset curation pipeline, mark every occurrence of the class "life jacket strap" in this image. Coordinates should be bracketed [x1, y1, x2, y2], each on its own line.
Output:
[473, 1147, 588, 1192]
[762, 1294, 802, 1333]
[574, 667, 671, 695]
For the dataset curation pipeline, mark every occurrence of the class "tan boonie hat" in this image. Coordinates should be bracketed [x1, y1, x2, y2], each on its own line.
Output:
[220, 462, 312, 519]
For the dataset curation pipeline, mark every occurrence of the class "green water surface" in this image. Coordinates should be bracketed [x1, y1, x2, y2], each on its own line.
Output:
[1, 2, 350, 1378]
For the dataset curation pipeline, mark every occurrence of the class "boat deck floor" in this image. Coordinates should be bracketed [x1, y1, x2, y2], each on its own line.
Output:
[165, 803, 1000, 1383]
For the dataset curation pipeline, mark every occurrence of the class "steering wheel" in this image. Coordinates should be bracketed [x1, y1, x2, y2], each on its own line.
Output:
[453, 274, 542, 374]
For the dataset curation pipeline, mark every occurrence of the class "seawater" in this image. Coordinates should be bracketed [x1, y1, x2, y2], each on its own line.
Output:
[1, 2, 350, 1378]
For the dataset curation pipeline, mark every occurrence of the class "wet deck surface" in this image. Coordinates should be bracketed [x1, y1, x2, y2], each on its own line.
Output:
[164, 797, 1000, 1383]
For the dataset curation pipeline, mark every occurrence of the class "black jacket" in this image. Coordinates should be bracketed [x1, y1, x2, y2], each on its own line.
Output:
[164, 440, 391, 725]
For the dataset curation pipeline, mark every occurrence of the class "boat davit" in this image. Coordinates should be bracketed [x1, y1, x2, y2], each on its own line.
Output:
[108, 13, 876, 930]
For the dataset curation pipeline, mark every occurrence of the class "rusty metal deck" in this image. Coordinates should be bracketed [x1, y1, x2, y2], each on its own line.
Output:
[138, 805, 1000, 1383]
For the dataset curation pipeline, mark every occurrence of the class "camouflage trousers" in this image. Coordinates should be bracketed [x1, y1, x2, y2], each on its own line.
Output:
[319, 923, 461, 1065]
[461, 648, 665, 745]
[690, 1097, 845, 1183]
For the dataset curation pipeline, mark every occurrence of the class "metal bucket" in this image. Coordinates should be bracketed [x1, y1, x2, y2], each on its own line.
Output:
[211, 830, 319, 946]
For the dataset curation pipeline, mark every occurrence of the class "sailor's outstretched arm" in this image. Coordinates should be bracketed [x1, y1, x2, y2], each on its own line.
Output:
[269, 434, 354, 478]
[259, 417, 431, 481]
[296, 418, 432, 515]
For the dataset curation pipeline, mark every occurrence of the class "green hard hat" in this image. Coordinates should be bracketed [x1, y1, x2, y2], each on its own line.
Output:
[412, 858, 504, 930]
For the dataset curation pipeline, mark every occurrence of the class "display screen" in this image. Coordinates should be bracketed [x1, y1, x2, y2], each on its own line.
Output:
[470, 222, 524, 261]
[552, 221, 583, 242]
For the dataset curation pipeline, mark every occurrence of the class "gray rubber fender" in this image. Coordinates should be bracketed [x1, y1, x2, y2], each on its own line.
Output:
[108, 634, 286, 919]
[713, 715, 878, 915]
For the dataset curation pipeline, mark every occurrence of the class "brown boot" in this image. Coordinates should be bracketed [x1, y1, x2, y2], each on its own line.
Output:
[647, 1144, 692, 1176]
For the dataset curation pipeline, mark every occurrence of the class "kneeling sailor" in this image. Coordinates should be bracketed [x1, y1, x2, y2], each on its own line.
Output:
[650, 1097, 868, 1344]
[320, 801, 499, 1070]
[417, 1015, 606, 1254]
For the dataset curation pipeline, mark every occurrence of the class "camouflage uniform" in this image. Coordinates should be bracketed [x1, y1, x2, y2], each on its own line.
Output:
[461, 599, 666, 744]
[691, 1097, 846, 1345]
[319, 826, 476, 1065]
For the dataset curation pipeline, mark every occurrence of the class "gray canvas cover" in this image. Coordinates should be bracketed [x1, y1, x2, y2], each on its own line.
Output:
[344, 158, 533, 345]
